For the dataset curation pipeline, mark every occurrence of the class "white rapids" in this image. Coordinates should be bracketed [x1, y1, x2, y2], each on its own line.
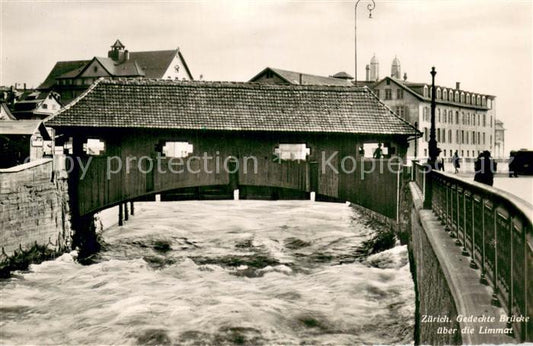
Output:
[0, 200, 415, 345]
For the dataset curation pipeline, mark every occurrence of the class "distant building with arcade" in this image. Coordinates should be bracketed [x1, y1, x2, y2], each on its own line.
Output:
[367, 56, 501, 161]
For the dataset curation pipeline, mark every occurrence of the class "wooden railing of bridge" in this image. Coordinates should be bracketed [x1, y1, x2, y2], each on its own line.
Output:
[413, 161, 533, 341]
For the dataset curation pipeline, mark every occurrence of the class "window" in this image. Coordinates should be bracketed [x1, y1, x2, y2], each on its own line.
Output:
[466, 132, 469, 144]
[386, 79, 391, 85]
[443, 89, 447, 100]
[448, 130, 452, 143]
[455, 111, 459, 124]
[83, 138, 105, 156]
[424, 86, 428, 97]
[424, 127, 428, 141]
[460, 93, 465, 103]
[42, 104, 48, 109]
[437, 88, 441, 99]
[93, 66, 98, 73]
[466, 94, 470, 104]
[483, 133, 486, 145]
[274, 144, 310, 161]
[455, 91, 459, 102]
[161, 141, 193, 158]
[456, 130, 460, 144]
[396, 89, 403, 99]
[483, 114, 486, 127]
[362, 143, 389, 158]
[385, 89, 392, 100]
[266, 70, 274, 78]
[437, 128, 441, 142]
[472, 131, 476, 145]
[449, 150, 452, 157]
[424, 149, 428, 157]
[461, 130, 465, 144]
[395, 106, 405, 117]
[477, 132, 480, 144]
[437, 109, 441, 123]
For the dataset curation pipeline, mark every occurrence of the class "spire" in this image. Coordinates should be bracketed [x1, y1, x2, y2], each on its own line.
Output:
[391, 55, 401, 79]
[370, 54, 379, 81]
[111, 39, 125, 49]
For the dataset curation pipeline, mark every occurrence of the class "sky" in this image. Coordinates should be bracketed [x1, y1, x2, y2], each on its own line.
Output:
[1, 0, 531, 151]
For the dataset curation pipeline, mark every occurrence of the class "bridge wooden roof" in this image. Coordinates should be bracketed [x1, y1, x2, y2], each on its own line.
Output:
[46, 79, 419, 136]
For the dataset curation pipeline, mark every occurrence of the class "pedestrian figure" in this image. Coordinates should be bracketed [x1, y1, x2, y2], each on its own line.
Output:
[439, 157, 445, 171]
[474, 151, 497, 186]
[452, 151, 460, 173]
[373, 143, 383, 159]
[508, 151, 518, 177]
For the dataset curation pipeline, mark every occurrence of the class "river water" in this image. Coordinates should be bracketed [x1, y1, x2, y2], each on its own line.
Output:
[1, 200, 415, 345]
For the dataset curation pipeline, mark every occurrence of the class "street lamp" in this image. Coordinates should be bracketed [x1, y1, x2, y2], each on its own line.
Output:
[354, 0, 376, 85]
[428, 66, 440, 169]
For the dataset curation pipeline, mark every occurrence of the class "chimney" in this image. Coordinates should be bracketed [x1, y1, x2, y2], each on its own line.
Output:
[24, 83, 26, 91]
[124, 50, 130, 62]
[299, 73, 303, 85]
[365, 65, 370, 81]
[456, 82, 461, 90]
[403, 73, 407, 82]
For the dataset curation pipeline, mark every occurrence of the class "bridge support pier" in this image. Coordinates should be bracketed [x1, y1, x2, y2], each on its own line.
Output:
[130, 201, 134, 216]
[71, 213, 99, 260]
[124, 203, 129, 221]
[118, 204, 123, 226]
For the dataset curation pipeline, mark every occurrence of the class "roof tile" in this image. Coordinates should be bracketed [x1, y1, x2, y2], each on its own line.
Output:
[46, 79, 419, 136]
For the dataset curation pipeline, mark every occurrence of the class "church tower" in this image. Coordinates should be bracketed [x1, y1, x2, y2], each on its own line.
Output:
[391, 56, 401, 79]
[369, 54, 379, 81]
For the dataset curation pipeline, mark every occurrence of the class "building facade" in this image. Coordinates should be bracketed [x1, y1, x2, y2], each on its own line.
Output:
[38, 40, 194, 104]
[370, 57, 498, 161]
[494, 119, 505, 158]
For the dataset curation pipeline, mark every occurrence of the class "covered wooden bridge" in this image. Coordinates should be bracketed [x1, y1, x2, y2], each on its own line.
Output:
[46, 79, 419, 240]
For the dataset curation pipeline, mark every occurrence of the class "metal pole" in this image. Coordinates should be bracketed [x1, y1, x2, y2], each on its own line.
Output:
[428, 67, 439, 169]
[354, 0, 375, 85]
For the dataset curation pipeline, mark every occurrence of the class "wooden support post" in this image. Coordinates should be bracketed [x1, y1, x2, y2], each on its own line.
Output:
[124, 202, 129, 221]
[130, 201, 134, 216]
[118, 204, 123, 226]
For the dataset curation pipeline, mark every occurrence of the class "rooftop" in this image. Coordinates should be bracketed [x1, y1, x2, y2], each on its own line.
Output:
[0, 120, 51, 139]
[46, 79, 419, 137]
[250, 67, 354, 86]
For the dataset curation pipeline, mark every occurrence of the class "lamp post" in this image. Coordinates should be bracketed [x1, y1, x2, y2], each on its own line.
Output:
[428, 66, 440, 169]
[424, 67, 440, 209]
[354, 0, 376, 85]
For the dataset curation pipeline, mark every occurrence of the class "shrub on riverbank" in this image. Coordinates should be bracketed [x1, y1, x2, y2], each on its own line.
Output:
[0, 244, 58, 278]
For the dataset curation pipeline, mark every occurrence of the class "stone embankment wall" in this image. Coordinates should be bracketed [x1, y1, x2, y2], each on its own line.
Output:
[405, 183, 462, 345]
[0, 159, 72, 259]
